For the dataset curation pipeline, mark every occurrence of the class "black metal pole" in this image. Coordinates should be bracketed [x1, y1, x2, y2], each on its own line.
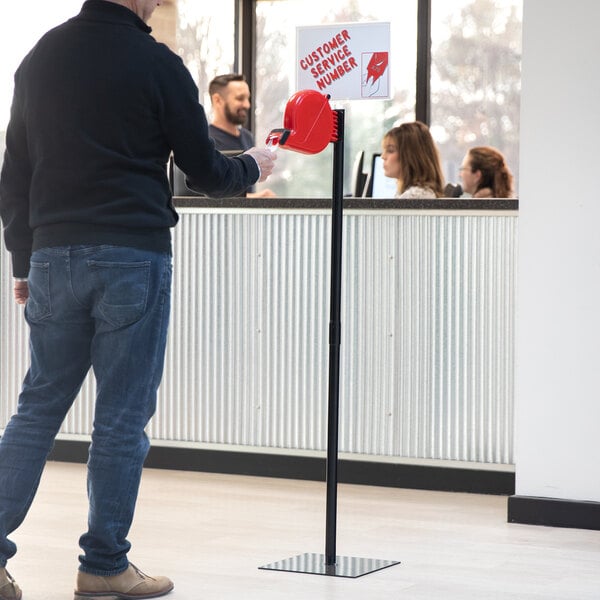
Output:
[325, 109, 345, 566]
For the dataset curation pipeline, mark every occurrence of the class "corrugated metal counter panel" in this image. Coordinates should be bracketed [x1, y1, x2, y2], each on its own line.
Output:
[0, 246, 27, 428]
[0, 210, 516, 464]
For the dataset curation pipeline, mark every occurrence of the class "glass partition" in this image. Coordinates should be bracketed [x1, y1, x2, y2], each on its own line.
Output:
[0, 1, 522, 198]
[255, 0, 418, 198]
[431, 0, 522, 194]
[165, 0, 236, 107]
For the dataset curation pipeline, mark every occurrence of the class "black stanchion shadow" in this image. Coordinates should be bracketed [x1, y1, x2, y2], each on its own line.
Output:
[259, 92, 400, 578]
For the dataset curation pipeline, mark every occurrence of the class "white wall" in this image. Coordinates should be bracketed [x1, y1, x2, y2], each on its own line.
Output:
[516, 0, 600, 502]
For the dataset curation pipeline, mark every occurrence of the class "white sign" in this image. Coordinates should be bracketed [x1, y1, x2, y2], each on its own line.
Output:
[296, 22, 391, 101]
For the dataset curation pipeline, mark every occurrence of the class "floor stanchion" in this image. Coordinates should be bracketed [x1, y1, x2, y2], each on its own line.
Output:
[260, 97, 400, 578]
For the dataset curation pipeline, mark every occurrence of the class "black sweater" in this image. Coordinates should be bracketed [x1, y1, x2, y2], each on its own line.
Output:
[0, 1, 259, 277]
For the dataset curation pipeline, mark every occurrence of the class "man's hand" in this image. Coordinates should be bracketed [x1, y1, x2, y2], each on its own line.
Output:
[244, 147, 277, 182]
[13, 280, 28, 305]
[247, 188, 276, 198]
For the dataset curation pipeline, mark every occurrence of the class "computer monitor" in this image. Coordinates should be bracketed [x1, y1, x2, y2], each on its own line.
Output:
[363, 153, 397, 198]
[350, 150, 367, 197]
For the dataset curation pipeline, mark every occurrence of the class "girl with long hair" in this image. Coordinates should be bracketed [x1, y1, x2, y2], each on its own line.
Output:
[460, 146, 515, 198]
[381, 121, 445, 198]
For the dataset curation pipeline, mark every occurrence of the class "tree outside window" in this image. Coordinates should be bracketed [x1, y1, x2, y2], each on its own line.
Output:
[431, 0, 522, 194]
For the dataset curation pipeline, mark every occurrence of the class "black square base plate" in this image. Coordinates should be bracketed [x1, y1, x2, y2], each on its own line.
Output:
[259, 552, 400, 578]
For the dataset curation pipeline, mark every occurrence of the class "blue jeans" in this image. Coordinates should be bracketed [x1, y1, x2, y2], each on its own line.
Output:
[0, 245, 172, 576]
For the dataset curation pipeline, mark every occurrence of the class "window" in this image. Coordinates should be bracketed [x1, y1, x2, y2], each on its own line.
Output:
[0, 1, 522, 198]
[430, 0, 522, 193]
[161, 0, 236, 107]
[255, 0, 418, 197]
[0, 1, 235, 156]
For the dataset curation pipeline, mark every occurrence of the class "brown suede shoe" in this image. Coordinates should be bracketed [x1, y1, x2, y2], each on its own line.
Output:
[0, 568, 22, 600]
[74, 563, 173, 599]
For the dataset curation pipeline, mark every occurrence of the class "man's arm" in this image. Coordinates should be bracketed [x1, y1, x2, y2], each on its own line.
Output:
[0, 67, 34, 280]
[155, 53, 273, 197]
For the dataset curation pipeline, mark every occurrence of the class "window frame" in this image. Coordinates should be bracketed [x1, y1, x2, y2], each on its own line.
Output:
[239, 0, 433, 130]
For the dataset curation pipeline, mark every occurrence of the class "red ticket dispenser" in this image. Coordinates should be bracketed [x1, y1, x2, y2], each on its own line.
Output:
[266, 90, 338, 154]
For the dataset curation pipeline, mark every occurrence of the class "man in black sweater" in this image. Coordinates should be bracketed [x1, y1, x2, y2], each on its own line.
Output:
[0, 1, 275, 598]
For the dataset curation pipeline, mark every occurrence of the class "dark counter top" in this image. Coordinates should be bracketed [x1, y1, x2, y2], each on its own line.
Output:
[173, 196, 518, 211]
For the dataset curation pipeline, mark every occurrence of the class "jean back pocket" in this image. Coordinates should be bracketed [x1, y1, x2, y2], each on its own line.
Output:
[89, 260, 151, 328]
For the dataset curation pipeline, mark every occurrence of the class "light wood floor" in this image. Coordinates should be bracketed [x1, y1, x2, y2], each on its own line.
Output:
[7, 461, 600, 599]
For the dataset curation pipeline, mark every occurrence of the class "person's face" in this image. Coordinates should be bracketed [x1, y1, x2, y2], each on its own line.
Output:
[459, 153, 481, 194]
[131, 0, 162, 23]
[381, 137, 401, 180]
[222, 81, 251, 126]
